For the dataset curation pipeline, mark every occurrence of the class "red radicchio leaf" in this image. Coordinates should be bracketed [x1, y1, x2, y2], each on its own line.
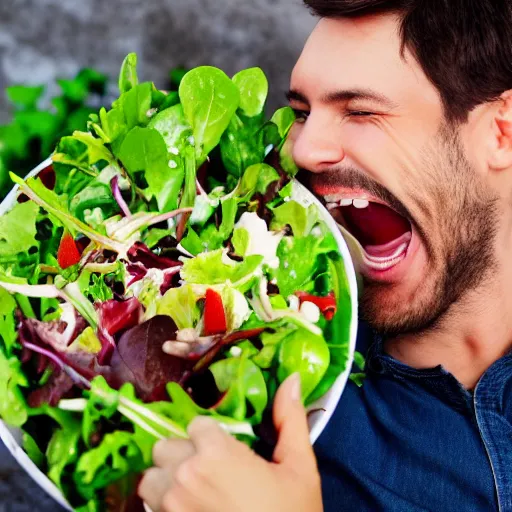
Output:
[127, 242, 182, 271]
[97, 297, 142, 336]
[27, 371, 75, 408]
[109, 315, 196, 402]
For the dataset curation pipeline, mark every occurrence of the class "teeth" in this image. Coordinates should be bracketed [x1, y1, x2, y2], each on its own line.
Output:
[352, 199, 369, 209]
[339, 198, 354, 206]
[326, 202, 339, 210]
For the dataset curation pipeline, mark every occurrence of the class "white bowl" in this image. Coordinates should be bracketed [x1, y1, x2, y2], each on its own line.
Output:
[0, 158, 359, 510]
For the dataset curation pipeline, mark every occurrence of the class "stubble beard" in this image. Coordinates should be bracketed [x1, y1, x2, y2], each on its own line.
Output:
[361, 128, 500, 337]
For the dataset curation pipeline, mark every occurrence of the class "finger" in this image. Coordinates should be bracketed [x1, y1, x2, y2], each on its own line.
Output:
[273, 373, 316, 468]
[138, 467, 171, 512]
[153, 439, 196, 470]
[161, 484, 202, 512]
[187, 416, 231, 455]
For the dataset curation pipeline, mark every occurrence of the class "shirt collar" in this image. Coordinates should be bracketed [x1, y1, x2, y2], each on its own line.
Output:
[365, 335, 475, 414]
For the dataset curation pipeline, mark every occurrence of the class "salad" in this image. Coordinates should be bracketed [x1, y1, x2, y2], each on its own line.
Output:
[0, 54, 352, 511]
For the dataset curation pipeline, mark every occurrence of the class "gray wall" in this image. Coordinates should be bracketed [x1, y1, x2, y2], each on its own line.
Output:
[0, 0, 317, 122]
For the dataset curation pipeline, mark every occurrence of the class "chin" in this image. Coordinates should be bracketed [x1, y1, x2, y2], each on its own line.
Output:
[359, 271, 442, 336]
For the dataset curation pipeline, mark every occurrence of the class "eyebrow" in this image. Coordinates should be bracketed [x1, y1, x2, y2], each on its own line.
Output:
[286, 88, 398, 109]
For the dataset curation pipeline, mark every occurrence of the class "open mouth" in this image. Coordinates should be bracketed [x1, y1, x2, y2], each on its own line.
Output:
[325, 194, 412, 273]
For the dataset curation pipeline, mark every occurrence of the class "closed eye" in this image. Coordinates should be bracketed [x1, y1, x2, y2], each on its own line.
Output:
[347, 111, 375, 117]
[291, 108, 310, 122]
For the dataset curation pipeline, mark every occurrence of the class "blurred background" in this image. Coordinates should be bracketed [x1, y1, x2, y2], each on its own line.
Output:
[0, 0, 315, 510]
[0, 0, 316, 199]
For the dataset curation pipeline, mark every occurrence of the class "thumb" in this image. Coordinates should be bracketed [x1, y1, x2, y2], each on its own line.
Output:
[272, 373, 316, 468]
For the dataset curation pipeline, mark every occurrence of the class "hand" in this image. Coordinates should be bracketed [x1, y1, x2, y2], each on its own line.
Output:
[138, 373, 323, 512]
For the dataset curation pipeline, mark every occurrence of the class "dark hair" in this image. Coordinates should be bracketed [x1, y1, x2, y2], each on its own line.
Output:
[303, 0, 512, 122]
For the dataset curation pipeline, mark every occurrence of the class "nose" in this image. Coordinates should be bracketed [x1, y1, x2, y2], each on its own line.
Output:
[291, 116, 346, 173]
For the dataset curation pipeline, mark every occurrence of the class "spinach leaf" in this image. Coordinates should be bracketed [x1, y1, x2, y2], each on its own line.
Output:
[179, 66, 240, 165]
[271, 200, 318, 238]
[118, 53, 139, 94]
[210, 355, 268, 423]
[114, 82, 153, 131]
[232, 67, 268, 118]
[277, 327, 330, 400]
[148, 103, 193, 162]
[118, 126, 184, 212]
[271, 235, 331, 297]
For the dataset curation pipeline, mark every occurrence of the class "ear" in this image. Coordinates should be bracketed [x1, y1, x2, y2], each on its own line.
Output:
[489, 90, 512, 170]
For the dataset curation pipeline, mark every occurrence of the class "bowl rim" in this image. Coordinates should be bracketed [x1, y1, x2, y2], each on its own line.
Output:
[0, 158, 359, 510]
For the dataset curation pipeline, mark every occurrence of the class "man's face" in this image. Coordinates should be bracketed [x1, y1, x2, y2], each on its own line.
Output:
[288, 15, 499, 336]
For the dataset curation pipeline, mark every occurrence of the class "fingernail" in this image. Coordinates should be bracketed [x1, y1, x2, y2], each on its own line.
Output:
[289, 372, 302, 402]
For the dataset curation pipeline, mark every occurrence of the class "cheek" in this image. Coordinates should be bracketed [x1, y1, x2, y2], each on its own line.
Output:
[342, 121, 425, 193]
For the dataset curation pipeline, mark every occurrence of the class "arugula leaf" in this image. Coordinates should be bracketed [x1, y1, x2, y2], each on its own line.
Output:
[232, 68, 268, 118]
[0, 201, 39, 257]
[81, 376, 119, 447]
[179, 66, 240, 164]
[118, 53, 139, 94]
[164, 383, 255, 439]
[180, 249, 263, 291]
[74, 432, 145, 502]
[157, 285, 200, 329]
[0, 351, 29, 426]
[71, 131, 117, 167]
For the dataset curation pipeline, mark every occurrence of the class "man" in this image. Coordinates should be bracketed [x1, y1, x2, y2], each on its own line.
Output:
[139, 1, 512, 510]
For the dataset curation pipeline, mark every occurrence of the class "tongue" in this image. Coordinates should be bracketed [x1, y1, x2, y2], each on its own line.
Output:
[342, 202, 411, 249]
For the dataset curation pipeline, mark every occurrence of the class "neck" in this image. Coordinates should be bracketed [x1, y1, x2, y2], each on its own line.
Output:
[384, 271, 512, 390]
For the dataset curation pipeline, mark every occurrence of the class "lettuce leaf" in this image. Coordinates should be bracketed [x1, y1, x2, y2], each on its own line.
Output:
[0, 201, 40, 257]
[0, 286, 18, 355]
[180, 249, 263, 290]
[157, 285, 200, 330]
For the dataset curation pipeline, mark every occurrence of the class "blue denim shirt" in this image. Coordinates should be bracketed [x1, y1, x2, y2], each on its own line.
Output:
[315, 331, 512, 511]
